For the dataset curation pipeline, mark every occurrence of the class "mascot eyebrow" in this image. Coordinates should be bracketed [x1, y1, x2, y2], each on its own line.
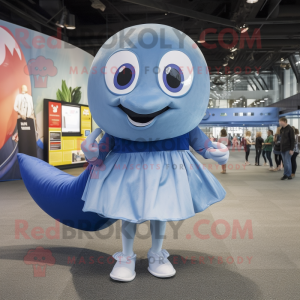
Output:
[18, 24, 229, 283]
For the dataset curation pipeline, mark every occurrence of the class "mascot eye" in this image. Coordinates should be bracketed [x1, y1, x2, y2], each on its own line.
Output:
[114, 63, 135, 90]
[158, 51, 193, 97]
[105, 51, 139, 94]
[163, 64, 183, 92]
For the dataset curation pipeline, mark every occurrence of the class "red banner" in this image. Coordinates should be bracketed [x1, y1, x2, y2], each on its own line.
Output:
[48, 102, 61, 128]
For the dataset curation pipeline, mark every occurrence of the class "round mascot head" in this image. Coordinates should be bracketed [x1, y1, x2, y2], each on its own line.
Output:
[88, 24, 210, 141]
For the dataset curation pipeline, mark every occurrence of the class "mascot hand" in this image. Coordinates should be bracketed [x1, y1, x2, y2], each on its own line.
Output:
[81, 128, 102, 161]
[205, 142, 229, 165]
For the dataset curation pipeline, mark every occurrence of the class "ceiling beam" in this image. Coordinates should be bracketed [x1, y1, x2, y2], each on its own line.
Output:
[246, 18, 300, 25]
[0, 0, 62, 34]
[121, 0, 237, 28]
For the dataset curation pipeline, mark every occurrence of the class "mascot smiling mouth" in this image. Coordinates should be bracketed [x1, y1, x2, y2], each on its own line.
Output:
[118, 104, 169, 127]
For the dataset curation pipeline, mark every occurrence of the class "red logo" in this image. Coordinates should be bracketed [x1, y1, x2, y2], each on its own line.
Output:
[24, 247, 55, 277]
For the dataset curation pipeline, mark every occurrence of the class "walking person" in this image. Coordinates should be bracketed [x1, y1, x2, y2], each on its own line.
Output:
[279, 117, 295, 180]
[264, 130, 274, 171]
[262, 146, 268, 166]
[254, 132, 264, 166]
[232, 134, 238, 149]
[219, 129, 228, 174]
[291, 127, 299, 178]
[273, 127, 282, 171]
[244, 131, 252, 165]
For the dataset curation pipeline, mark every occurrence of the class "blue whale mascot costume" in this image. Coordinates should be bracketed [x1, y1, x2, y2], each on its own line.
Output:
[18, 24, 229, 282]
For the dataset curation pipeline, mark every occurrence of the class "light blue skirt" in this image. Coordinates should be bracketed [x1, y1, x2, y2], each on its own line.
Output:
[82, 150, 226, 223]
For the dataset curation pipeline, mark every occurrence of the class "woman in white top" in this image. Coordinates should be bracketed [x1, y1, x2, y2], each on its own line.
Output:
[218, 129, 229, 174]
[244, 131, 252, 165]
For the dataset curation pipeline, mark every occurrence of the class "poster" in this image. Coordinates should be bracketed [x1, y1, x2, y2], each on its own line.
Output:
[45, 99, 92, 167]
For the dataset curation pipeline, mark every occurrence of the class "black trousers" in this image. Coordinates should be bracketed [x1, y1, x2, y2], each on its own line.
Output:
[245, 150, 250, 161]
[255, 148, 262, 165]
[274, 153, 282, 167]
[265, 151, 273, 167]
[262, 150, 267, 163]
[291, 152, 299, 174]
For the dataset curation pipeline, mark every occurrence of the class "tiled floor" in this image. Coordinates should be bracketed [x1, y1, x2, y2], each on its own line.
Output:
[0, 150, 299, 299]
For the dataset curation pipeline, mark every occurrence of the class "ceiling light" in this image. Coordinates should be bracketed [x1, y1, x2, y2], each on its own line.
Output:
[236, 79, 241, 82]
[56, 8, 67, 28]
[223, 62, 228, 66]
[230, 47, 237, 52]
[65, 13, 76, 29]
[165, 13, 168, 15]
[260, 100, 265, 102]
[246, 0, 258, 3]
[229, 54, 235, 59]
[265, 90, 269, 92]
[239, 24, 249, 33]
[281, 58, 284, 62]
[91, 0, 106, 11]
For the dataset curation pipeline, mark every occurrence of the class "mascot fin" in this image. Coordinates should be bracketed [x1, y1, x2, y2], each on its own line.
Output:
[17, 154, 117, 231]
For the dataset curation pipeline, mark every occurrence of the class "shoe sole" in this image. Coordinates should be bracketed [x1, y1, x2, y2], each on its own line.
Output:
[110, 272, 136, 282]
[147, 267, 176, 278]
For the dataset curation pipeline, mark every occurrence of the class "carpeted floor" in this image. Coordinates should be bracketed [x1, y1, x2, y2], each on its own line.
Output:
[0, 150, 299, 299]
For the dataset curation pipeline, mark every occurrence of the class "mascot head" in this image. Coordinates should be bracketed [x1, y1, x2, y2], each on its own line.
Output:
[88, 24, 210, 141]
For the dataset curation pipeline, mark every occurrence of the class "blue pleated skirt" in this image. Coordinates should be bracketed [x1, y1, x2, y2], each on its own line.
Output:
[82, 150, 226, 223]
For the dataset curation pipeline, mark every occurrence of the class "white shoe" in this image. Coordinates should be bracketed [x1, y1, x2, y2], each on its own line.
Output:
[147, 249, 176, 278]
[110, 252, 136, 282]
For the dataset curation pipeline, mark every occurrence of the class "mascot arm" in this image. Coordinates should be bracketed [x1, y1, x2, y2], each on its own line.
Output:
[81, 129, 115, 166]
[189, 126, 229, 165]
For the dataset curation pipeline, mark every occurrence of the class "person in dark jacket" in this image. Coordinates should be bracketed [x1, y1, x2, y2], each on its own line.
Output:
[273, 127, 282, 171]
[254, 132, 264, 166]
[279, 117, 295, 180]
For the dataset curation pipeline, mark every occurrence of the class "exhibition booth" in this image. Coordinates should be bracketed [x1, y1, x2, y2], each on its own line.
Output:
[0, 20, 94, 181]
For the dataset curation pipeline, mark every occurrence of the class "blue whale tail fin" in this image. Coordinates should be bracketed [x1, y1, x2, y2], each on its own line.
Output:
[17, 153, 116, 231]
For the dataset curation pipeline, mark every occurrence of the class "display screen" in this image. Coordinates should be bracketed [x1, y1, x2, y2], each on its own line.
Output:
[61, 105, 80, 134]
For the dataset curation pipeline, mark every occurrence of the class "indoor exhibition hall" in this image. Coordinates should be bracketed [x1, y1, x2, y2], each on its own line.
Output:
[0, 0, 300, 299]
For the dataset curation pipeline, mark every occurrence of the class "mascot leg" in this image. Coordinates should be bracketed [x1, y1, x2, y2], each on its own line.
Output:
[147, 220, 176, 278]
[110, 220, 137, 282]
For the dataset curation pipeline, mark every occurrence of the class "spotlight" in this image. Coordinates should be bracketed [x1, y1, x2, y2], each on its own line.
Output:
[230, 47, 237, 52]
[239, 24, 249, 33]
[265, 90, 269, 92]
[223, 62, 228, 66]
[260, 100, 265, 102]
[55, 7, 76, 30]
[229, 54, 235, 59]
[91, 0, 106, 11]
[56, 8, 67, 28]
[246, 0, 258, 3]
[281, 58, 284, 62]
[65, 14, 75, 30]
